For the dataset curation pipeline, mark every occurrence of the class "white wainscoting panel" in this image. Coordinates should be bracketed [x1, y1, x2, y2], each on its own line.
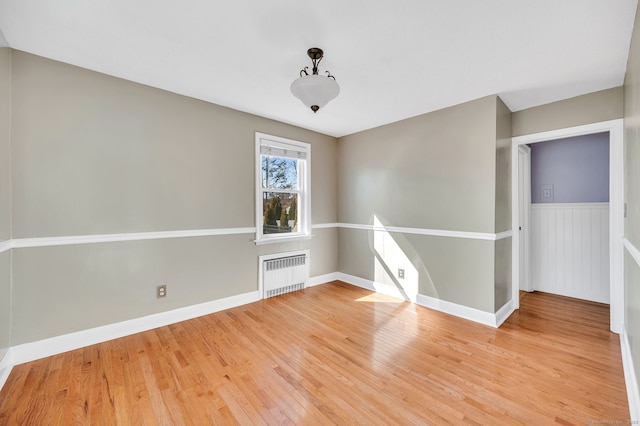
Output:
[531, 203, 609, 303]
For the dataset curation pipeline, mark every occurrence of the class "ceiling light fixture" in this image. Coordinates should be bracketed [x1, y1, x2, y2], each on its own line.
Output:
[290, 48, 340, 113]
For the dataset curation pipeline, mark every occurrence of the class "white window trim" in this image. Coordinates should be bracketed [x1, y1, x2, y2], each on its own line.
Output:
[254, 132, 311, 245]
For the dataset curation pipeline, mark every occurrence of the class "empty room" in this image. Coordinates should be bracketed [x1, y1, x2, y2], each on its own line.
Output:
[0, 0, 639, 424]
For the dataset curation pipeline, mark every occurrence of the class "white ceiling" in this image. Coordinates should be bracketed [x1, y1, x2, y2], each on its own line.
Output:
[0, 0, 637, 137]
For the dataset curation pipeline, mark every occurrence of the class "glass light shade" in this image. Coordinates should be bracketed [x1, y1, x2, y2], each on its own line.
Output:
[290, 75, 340, 112]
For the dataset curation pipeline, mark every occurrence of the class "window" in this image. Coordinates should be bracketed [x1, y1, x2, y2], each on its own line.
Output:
[255, 133, 310, 244]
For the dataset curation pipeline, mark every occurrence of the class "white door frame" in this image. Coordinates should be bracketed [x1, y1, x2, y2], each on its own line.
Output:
[518, 145, 532, 292]
[511, 119, 624, 333]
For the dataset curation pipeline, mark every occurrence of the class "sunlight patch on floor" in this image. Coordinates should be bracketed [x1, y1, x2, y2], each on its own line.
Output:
[354, 293, 404, 303]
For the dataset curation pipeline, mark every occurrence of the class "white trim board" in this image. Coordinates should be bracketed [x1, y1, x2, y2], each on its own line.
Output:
[12, 227, 257, 249]
[311, 223, 340, 229]
[337, 272, 407, 300]
[621, 327, 640, 422]
[624, 238, 640, 268]
[336, 272, 515, 328]
[0, 223, 511, 252]
[530, 202, 610, 209]
[495, 300, 516, 328]
[495, 230, 513, 241]
[309, 272, 339, 287]
[0, 348, 12, 393]
[0, 240, 10, 254]
[416, 294, 515, 328]
[337, 223, 511, 241]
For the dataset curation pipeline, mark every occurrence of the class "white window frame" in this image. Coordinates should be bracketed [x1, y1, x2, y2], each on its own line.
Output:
[255, 132, 311, 245]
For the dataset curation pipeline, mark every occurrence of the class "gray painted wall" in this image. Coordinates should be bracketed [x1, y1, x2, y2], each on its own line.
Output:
[8, 51, 339, 345]
[624, 5, 640, 396]
[0, 48, 10, 360]
[337, 96, 508, 313]
[11, 52, 338, 238]
[530, 133, 609, 203]
[338, 96, 498, 233]
[0, 48, 9, 241]
[495, 98, 512, 311]
[495, 98, 512, 233]
[512, 87, 623, 137]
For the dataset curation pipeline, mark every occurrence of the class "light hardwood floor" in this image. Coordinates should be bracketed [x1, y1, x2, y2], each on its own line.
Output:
[0, 281, 630, 424]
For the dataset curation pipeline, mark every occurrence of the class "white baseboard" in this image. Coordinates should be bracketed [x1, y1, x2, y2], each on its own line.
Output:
[337, 272, 511, 328]
[495, 300, 516, 327]
[621, 327, 640, 422]
[416, 294, 499, 328]
[10, 290, 261, 367]
[336, 272, 407, 301]
[309, 272, 339, 287]
[0, 347, 13, 392]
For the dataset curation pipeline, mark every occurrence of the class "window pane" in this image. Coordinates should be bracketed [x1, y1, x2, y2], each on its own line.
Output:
[262, 192, 299, 235]
[261, 156, 298, 190]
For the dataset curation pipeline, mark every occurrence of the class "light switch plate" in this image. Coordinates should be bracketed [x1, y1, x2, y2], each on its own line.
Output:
[541, 184, 554, 202]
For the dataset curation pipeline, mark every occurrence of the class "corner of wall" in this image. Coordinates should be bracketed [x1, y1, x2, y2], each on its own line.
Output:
[0, 46, 13, 377]
[621, 325, 640, 421]
[623, 0, 640, 415]
[0, 28, 8, 49]
[494, 96, 513, 312]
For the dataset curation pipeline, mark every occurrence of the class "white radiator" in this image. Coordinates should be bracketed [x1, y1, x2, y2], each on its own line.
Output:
[262, 253, 309, 298]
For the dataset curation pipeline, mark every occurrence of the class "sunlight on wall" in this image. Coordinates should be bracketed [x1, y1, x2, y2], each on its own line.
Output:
[366, 214, 439, 301]
[370, 215, 419, 302]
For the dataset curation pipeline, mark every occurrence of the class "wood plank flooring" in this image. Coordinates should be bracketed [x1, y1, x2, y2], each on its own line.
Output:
[0, 282, 630, 424]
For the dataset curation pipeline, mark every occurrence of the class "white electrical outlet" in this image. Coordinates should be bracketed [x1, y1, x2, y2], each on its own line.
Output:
[398, 268, 405, 279]
[157, 285, 167, 298]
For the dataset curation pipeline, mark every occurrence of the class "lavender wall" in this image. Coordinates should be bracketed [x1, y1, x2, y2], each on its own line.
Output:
[530, 132, 609, 203]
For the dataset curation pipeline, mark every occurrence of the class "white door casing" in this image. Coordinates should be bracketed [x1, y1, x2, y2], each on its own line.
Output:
[511, 119, 624, 333]
[518, 145, 532, 292]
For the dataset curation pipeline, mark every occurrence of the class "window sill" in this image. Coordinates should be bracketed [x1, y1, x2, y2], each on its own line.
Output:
[254, 234, 313, 246]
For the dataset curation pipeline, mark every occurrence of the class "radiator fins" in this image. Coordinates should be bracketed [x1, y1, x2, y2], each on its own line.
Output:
[265, 255, 306, 271]
[265, 282, 305, 298]
[263, 254, 308, 298]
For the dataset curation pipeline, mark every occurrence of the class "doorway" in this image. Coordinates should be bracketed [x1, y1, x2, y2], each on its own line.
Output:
[511, 120, 624, 333]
